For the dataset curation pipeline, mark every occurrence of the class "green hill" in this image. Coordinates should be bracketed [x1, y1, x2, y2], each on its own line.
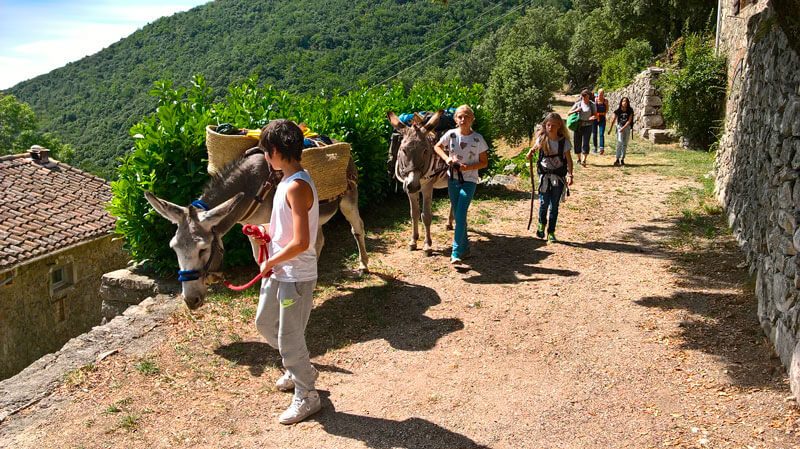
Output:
[5, 0, 526, 178]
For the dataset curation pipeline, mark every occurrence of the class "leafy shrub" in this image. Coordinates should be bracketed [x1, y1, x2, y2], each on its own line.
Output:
[486, 45, 566, 145]
[109, 76, 490, 273]
[658, 34, 726, 149]
[597, 39, 653, 90]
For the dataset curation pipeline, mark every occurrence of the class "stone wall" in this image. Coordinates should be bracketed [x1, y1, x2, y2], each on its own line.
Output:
[0, 235, 127, 380]
[607, 67, 670, 141]
[715, 0, 800, 399]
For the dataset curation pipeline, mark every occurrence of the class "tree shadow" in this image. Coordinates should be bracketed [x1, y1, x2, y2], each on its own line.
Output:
[624, 212, 787, 389]
[214, 274, 463, 375]
[314, 391, 491, 449]
[458, 230, 579, 284]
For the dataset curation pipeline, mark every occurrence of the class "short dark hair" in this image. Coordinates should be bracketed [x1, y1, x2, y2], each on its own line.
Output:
[580, 89, 591, 97]
[259, 119, 303, 162]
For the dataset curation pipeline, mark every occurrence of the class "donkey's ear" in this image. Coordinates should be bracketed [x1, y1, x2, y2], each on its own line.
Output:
[200, 192, 245, 228]
[412, 112, 425, 125]
[423, 109, 443, 133]
[144, 191, 186, 225]
[386, 111, 406, 130]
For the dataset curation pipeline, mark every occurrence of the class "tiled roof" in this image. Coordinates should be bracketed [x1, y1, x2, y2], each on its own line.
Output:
[0, 153, 116, 271]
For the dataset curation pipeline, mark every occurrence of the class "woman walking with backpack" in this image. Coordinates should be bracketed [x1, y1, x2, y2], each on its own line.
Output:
[567, 89, 597, 167]
[526, 113, 574, 243]
[608, 97, 634, 166]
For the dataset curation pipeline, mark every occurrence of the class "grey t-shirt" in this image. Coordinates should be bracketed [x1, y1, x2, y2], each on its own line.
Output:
[572, 100, 596, 123]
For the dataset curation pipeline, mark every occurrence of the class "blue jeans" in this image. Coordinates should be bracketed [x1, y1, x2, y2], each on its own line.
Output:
[593, 119, 606, 150]
[573, 125, 592, 154]
[448, 178, 476, 258]
[539, 182, 564, 234]
[616, 127, 631, 160]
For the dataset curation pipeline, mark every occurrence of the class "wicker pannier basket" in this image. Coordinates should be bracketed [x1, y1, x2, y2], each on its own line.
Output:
[303, 142, 352, 201]
[206, 125, 259, 176]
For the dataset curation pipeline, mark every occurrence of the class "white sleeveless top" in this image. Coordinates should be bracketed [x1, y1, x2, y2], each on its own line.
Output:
[268, 170, 319, 282]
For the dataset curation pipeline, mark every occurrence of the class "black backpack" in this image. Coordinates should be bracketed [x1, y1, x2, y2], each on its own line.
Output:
[536, 138, 568, 177]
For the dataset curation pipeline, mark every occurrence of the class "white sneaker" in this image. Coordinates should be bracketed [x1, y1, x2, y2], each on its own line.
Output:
[278, 389, 321, 425]
[275, 368, 319, 392]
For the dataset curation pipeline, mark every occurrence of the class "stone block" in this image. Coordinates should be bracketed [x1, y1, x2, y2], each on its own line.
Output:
[791, 342, 800, 402]
[648, 129, 677, 144]
[642, 115, 664, 128]
[99, 268, 161, 322]
[781, 99, 799, 137]
[644, 95, 663, 107]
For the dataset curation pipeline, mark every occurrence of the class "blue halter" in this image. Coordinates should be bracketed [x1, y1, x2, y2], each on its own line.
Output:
[177, 199, 212, 282]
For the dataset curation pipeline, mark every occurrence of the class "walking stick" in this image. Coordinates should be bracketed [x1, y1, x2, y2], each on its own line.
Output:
[526, 150, 537, 231]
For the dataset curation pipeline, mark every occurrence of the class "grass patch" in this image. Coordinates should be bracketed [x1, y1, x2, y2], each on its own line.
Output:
[117, 413, 140, 432]
[63, 363, 96, 388]
[134, 359, 160, 376]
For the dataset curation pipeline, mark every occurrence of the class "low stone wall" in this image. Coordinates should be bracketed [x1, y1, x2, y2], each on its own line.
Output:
[715, 1, 800, 398]
[607, 67, 672, 142]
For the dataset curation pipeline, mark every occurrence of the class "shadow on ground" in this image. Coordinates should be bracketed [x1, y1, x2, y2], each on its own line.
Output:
[458, 229, 579, 284]
[215, 274, 463, 376]
[626, 211, 786, 389]
[314, 391, 490, 449]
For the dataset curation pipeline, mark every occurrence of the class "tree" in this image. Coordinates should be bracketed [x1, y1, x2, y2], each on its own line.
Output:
[486, 46, 566, 144]
[0, 94, 74, 161]
[597, 38, 653, 90]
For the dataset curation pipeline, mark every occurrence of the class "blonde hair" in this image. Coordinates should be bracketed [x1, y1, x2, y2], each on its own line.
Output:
[534, 113, 567, 150]
[455, 104, 475, 118]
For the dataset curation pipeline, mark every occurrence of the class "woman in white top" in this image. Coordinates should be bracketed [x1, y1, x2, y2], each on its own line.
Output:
[433, 104, 489, 264]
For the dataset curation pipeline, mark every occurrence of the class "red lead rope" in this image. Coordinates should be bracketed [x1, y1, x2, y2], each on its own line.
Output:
[222, 224, 272, 291]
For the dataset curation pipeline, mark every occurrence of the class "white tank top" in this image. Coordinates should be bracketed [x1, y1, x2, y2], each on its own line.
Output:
[268, 170, 319, 282]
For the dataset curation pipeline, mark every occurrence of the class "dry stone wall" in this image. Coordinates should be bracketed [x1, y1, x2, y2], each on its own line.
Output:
[715, 0, 800, 399]
[607, 67, 670, 142]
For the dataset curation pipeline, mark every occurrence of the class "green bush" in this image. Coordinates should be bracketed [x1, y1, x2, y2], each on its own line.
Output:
[658, 34, 726, 149]
[109, 76, 490, 273]
[486, 45, 566, 145]
[597, 39, 652, 90]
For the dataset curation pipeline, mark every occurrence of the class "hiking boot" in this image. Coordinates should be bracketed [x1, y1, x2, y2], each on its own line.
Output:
[547, 232, 557, 243]
[599, 148, 605, 155]
[450, 256, 463, 265]
[276, 368, 319, 392]
[613, 159, 620, 167]
[620, 159, 625, 166]
[536, 223, 545, 239]
[278, 389, 321, 425]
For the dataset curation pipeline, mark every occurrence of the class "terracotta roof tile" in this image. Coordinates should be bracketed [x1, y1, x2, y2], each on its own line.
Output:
[0, 153, 117, 271]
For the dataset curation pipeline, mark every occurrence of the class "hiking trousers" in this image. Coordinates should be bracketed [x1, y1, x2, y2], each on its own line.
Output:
[539, 182, 564, 234]
[255, 278, 317, 391]
[616, 127, 631, 161]
[448, 178, 477, 258]
[574, 125, 592, 155]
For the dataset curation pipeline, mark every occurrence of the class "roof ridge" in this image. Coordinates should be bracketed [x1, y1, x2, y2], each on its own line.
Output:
[0, 153, 28, 162]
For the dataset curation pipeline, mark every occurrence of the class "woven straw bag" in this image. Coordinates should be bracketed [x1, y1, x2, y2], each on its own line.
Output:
[302, 142, 352, 201]
[206, 125, 259, 176]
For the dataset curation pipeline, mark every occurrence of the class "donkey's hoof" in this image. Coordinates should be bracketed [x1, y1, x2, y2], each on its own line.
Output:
[446, 224, 454, 231]
[408, 243, 417, 251]
[423, 248, 433, 257]
[357, 267, 369, 275]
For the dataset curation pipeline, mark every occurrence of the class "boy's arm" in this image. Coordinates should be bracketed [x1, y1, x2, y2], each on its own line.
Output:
[260, 180, 314, 275]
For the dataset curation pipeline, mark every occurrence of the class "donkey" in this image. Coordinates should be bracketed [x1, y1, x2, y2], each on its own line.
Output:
[144, 147, 369, 310]
[387, 110, 453, 256]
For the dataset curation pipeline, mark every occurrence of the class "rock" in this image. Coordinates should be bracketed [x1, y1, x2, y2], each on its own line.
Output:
[791, 342, 800, 401]
[648, 129, 677, 144]
[486, 174, 518, 188]
[644, 95, 663, 107]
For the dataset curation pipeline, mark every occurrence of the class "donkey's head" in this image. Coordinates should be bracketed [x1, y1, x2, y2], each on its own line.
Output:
[387, 110, 442, 194]
[144, 191, 245, 309]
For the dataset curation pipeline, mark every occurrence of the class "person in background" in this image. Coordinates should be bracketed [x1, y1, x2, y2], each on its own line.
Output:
[567, 89, 597, 167]
[592, 88, 609, 155]
[433, 104, 489, 265]
[608, 97, 634, 166]
[526, 113, 574, 243]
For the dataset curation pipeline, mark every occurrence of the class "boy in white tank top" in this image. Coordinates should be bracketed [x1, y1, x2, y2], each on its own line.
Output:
[254, 119, 321, 425]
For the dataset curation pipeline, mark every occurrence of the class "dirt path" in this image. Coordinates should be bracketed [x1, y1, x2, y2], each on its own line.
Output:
[2, 145, 799, 448]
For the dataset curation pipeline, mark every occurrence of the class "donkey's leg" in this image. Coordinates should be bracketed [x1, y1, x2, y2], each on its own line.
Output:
[421, 182, 435, 256]
[446, 205, 454, 231]
[314, 225, 326, 259]
[408, 191, 421, 251]
[339, 190, 369, 273]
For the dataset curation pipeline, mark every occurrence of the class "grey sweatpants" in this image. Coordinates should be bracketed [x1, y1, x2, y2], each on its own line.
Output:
[255, 278, 317, 391]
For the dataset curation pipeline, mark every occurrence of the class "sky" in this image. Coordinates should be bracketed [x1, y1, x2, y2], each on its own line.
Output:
[0, 0, 210, 90]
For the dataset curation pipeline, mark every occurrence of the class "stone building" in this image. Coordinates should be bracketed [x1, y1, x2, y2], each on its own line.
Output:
[715, 0, 800, 398]
[0, 147, 128, 380]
